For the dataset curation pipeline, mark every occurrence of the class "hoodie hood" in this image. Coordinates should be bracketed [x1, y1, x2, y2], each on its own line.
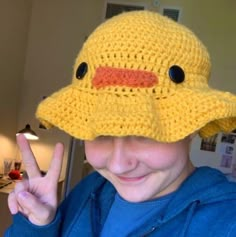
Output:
[164, 166, 236, 221]
[154, 166, 236, 237]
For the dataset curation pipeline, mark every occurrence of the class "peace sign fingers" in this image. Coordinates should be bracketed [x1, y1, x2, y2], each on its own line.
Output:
[10, 135, 65, 225]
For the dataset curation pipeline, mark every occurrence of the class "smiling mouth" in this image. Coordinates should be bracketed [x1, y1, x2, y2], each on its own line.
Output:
[117, 175, 147, 183]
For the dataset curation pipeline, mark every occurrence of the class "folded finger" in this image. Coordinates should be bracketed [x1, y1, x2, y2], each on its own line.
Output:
[17, 191, 56, 226]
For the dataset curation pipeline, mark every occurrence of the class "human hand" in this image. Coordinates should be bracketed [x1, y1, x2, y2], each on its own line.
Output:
[8, 134, 64, 226]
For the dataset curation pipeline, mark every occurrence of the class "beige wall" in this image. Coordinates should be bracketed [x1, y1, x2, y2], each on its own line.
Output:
[0, 0, 236, 177]
[0, 0, 32, 172]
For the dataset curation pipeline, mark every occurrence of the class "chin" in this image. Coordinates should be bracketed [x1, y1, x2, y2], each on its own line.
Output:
[118, 190, 151, 203]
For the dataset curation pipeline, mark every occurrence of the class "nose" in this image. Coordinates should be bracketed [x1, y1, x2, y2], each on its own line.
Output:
[107, 137, 137, 174]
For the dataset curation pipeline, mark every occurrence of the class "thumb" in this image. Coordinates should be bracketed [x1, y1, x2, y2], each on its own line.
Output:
[17, 191, 56, 226]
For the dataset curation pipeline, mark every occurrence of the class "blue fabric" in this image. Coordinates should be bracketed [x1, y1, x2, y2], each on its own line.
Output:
[4, 167, 236, 237]
[101, 192, 175, 236]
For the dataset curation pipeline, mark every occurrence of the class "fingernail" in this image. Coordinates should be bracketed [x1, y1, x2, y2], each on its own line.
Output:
[10, 207, 18, 215]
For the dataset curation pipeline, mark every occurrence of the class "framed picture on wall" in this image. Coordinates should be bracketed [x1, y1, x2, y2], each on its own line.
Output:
[103, 0, 147, 20]
[159, 6, 182, 22]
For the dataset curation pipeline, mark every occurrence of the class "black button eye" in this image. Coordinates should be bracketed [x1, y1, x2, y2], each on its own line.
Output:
[76, 62, 88, 79]
[168, 65, 185, 84]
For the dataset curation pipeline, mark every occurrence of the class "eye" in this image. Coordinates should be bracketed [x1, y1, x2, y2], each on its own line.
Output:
[76, 62, 88, 79]
[168, 65, 185, 84]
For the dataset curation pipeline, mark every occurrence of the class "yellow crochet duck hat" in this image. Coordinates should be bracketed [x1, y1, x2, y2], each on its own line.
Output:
[36, 10, 236, 142]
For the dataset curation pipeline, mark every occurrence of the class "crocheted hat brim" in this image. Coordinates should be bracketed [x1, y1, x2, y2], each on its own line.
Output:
[36, 84, 236, 142]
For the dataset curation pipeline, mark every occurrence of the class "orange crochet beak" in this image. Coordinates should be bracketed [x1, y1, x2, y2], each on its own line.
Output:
[92, 67, 158, 89]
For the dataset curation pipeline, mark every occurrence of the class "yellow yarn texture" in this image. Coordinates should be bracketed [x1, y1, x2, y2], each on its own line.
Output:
[36, 11, 236, 142]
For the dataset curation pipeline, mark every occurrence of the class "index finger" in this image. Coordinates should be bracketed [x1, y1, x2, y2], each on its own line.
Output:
[16, 134, 41, 178]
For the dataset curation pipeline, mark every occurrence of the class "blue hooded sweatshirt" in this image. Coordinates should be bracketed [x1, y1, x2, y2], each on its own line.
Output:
[4, 166, 236, 236]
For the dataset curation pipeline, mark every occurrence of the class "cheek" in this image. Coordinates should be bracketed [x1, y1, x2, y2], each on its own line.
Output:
[84, 142, 108, 169]
[141, 145, 186, 170]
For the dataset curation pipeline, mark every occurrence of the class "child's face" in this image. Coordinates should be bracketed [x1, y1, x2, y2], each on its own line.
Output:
[85, 136, 194, 202]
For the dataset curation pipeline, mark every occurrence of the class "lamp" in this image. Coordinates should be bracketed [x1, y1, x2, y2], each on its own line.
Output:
[16, 124, 39, 140]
